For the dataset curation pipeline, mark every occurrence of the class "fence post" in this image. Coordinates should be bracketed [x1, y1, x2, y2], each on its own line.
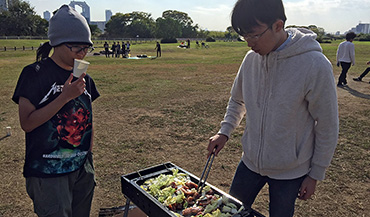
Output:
[4, 47, 6, 51]
[14, 47, 16, 51]
[32, 46, 34, 50]
[23, 46, 25, 50]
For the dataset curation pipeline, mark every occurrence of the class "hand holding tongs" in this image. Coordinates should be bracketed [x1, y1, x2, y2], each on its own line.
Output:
[197, 149, 216, 194]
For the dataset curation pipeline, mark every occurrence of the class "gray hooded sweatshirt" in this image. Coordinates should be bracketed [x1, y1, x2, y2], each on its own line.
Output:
[219, 28, 339, 181]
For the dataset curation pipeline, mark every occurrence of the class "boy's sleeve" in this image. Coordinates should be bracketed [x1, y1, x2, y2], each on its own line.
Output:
[218, 59, 247, 138]
[305, 56, 339, 181]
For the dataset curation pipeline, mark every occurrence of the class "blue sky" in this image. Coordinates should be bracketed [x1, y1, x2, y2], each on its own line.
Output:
[29, 0, 370, 34]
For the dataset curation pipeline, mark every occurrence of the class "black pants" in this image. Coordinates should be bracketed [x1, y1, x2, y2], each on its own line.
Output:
[338, 62, 351, 85]
[229, 161, 305, 217]
[359, 67, 370, 78]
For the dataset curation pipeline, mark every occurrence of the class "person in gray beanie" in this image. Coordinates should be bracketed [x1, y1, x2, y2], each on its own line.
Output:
[12, 4, 99, 217]
[48, 4, 93, 47]
[37, 4, 93, 61]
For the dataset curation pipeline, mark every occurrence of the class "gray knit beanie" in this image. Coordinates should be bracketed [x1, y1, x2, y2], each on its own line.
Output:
[48, 5, 93, 47]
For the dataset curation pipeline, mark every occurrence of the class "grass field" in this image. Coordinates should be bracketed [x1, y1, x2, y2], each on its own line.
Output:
[0, 39, 369, 217]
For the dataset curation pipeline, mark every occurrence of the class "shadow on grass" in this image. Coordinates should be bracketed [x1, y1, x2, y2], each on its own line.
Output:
[339, 85, 370, 100]
[0, 135, 10, 141]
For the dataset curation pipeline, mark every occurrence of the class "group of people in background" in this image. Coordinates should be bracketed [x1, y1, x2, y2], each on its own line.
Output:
[177, 39, 210, 49]
[336, 32, 370, 86]
[103, 41, 131, 58]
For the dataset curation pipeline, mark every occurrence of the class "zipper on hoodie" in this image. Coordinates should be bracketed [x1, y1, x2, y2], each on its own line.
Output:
[257, 56, 270, 172]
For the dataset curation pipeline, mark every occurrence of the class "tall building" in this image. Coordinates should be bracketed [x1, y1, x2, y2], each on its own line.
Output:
[105, 9, 112, 22]
[356, 23, 370, 34]
[69, 1, 90, 23]
[349, 23, 370, 34]
[43, 10, 51, 21]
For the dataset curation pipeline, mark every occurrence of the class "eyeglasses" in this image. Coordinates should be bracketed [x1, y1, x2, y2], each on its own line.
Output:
[65, 44, 93, 53]
[242, 26, 271, 41]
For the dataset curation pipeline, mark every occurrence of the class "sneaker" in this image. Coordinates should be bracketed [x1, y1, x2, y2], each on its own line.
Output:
[353, 77, 362, 81]
[337, 83, 344, 87]
[343, 83, 348, 87]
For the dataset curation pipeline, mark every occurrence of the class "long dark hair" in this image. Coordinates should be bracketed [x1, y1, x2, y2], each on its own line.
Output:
[36, 42, 53, 62]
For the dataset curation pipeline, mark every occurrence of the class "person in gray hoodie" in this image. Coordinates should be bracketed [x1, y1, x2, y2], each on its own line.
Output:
[206, 0, 339, 216]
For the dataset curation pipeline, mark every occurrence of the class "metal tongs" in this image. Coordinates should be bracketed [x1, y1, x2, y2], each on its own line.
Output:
[197, 149, 216, 194]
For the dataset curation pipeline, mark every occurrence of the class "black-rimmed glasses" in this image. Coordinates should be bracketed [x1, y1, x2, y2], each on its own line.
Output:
[242, 26, 271, 41]
[65, 44, 94, 53]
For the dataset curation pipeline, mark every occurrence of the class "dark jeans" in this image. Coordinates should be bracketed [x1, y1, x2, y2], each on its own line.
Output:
[338, 62, 351, 85]
[359, 67, 370, 78]
[229, 161, 306, 217]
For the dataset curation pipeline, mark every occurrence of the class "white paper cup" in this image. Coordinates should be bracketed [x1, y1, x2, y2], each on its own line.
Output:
[73, 59, 90, 77]
[6, 126, 11, 136]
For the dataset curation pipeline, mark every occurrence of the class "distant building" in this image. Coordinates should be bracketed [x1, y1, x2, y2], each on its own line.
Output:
[90, 21, 106, 32]
[348, 23, 370, 34]
[69, 1, 90, 23]
[42, 1, 112, 33]
[43, 10, 51, 21]
[105, 9, 112, 22]
[356, 23, 370, 34]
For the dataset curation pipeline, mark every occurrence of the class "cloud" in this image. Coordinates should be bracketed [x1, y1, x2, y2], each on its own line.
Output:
[284, 0, 370, 33]
[284, 0, 341, 15]
[190, 4, 232, 15]
[186, 4, 232, 31]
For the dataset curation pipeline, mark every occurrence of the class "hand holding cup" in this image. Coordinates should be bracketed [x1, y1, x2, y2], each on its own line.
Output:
[73, 59, 90, 78]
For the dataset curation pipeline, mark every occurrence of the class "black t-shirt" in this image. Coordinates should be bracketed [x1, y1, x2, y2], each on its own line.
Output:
[12, 58, 100, 178]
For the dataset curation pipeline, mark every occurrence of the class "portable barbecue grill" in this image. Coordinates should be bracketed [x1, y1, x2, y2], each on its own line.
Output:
[121, 162, 265, 217]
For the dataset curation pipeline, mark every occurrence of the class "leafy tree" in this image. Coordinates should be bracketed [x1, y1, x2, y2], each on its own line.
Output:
[155, 17, 182, 39]
[104, 13, 130, 37]
[307, 25, 325, 42]
[225, 26, 239, 39]
[104, 11, 155, 38]
[126, 12, 155, 38]
[197, 28, 210, 38]
[162, 10, 192, 26]
[89, 24, 102, 37]
[208, 31, 226, 39]
[161, 10, 198, 38]
[357, 33, 370, 41]
[0, 0, 48, 36]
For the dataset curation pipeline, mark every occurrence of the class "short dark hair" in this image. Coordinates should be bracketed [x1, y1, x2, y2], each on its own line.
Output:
[345, 32, 356, 41]
[231, 0, 287, 36]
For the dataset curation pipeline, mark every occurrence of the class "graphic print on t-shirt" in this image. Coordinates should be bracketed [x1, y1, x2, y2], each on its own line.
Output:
[49, 99, 91, 153]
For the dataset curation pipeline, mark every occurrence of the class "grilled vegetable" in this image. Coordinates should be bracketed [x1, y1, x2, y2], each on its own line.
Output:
[140, 169, 243, 217]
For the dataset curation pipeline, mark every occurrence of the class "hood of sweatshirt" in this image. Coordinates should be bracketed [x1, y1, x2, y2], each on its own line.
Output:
[277, 28, 322, 59]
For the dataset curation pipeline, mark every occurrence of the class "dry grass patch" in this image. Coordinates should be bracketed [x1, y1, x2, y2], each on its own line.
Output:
[0, 41, 369, 217]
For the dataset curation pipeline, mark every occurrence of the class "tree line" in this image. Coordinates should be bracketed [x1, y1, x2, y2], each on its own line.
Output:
[2, 0, 370, 42]
[0, 0, 239, 41]
[0, 0, 48, 36]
